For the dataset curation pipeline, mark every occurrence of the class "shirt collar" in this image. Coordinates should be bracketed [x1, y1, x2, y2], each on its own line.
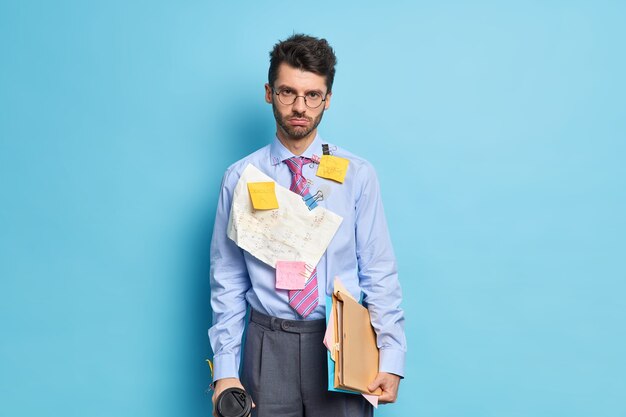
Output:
[269, 134, 325, 166]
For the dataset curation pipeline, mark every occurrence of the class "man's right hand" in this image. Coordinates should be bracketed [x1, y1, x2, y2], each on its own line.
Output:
[212, 378, 255, 417]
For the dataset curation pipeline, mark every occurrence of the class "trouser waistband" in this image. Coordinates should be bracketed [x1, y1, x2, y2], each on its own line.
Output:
[250, 309, 326, 333]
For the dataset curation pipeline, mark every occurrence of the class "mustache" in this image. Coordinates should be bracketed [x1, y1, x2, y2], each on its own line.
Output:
[288, 112, 312, 120]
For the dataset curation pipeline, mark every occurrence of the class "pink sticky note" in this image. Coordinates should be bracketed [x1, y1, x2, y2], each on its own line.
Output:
[276, 261, 307, 290]
[323, 310, 335, 352]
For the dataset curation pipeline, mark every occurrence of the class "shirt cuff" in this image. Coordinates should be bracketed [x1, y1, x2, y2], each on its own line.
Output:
[212, 353, 240, 382]
[379, 347, 406, 378]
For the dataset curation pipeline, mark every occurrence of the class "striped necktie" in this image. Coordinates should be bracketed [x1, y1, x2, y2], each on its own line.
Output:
[283, 156, 319, 317]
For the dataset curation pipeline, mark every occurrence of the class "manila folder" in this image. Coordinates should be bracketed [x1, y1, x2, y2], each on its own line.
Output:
[336, 291, 382, 395]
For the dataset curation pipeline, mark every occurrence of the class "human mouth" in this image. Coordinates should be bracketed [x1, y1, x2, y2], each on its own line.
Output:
[288, 118, 309, 126]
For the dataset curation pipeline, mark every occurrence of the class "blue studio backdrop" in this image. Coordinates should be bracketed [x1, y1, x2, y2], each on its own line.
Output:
[1, 1, 625, 416]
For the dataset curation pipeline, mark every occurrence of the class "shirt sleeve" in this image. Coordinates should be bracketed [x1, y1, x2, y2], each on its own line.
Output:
[208, 168, 251, 382]
[354, 162, 407, 377]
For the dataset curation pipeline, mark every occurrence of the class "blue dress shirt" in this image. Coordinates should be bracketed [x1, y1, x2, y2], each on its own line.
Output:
[209, 134, 406, 381]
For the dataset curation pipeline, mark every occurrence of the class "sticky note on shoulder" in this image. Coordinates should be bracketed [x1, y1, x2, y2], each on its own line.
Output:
[247, 181, 279, 210]
[316, 155, 349, 183]
[275, 261, 307, 290]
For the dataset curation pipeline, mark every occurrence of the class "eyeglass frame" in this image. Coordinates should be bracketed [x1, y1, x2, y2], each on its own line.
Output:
[271, 87, 329, 109]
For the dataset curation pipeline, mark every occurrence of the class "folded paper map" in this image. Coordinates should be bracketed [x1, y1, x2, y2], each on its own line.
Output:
[227, 164, 343, 274]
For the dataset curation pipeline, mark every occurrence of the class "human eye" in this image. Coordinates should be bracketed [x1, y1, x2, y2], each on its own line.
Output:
[280, 88, 295, 96]
[306, 91, 321, 99]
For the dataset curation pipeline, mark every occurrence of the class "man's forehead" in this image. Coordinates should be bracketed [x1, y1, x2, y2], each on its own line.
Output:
[275, 64, 327, 90]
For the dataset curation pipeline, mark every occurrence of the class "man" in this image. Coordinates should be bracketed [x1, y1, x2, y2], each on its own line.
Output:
[209, 34, 406, 417]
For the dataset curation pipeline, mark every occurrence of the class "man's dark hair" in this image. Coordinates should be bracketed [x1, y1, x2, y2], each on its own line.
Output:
[268, 34, 337, 92]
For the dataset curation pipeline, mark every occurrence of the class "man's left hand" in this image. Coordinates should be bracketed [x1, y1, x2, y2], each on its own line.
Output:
[367, 372, 401, 404]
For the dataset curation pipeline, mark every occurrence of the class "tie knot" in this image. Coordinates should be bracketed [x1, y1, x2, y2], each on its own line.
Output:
[284, 156, 309, 175]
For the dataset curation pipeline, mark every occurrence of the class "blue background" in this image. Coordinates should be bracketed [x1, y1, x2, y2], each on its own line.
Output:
[1, 1, 625, 416]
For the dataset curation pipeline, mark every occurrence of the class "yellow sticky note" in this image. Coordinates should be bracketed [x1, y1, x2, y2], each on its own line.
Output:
[316, 155, 349, 183]
[247, 181, 279, 210]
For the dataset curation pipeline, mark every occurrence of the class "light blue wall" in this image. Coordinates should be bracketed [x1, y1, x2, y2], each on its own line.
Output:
[1, 1, 625, 416]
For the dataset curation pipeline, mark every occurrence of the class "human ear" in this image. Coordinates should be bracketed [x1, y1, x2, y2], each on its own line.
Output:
[324, 91, 332, 110]
[265, 84, 272, 104]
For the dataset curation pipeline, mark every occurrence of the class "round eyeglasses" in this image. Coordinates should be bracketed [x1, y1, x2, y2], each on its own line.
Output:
[272, 88, 327, 109]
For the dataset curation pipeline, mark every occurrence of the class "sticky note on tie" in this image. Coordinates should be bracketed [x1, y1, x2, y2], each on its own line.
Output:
[275, 261, 307, 290]
[316, 155, 349, 183]
[247, 181, 279, 210]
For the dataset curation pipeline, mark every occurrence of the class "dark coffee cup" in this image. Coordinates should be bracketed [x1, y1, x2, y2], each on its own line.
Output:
[215, 387, 252, 417]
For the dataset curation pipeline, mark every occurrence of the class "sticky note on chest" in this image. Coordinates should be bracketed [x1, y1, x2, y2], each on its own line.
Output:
[247, 181, 279, 210]
[316, 155, 349, 183]
[275, 261, 307, 290]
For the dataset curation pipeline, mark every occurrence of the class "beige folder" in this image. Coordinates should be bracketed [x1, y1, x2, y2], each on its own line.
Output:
[333, 290, 382, 395]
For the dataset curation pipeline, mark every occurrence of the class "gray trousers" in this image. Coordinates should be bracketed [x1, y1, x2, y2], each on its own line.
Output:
[241, 310, 373, 417]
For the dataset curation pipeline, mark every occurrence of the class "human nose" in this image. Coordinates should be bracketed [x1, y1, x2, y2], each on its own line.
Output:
[292, 95, 307, 113]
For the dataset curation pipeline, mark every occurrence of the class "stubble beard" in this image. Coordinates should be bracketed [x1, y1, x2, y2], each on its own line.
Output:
[272, 102, 325, 141]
